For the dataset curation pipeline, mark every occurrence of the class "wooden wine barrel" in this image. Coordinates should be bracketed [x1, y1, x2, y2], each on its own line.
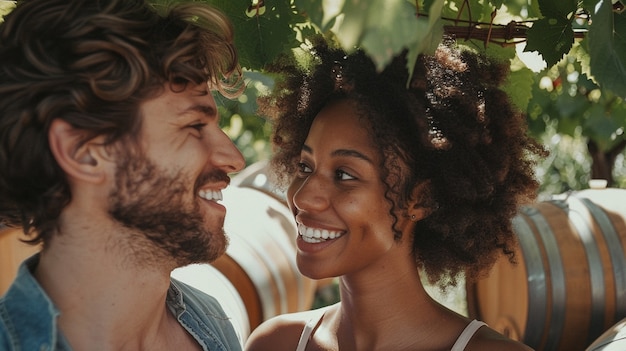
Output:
[0, 226, 40, 295]
[466, 188, 626, 351]
[213, 185, 317, 332]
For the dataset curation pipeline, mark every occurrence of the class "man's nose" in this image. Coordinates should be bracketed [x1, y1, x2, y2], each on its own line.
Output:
[211, 129, 245, 173]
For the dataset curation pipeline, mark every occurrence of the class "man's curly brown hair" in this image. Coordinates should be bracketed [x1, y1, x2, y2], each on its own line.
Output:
[0, 0, 243, 246]
[259, 38, 547, 288]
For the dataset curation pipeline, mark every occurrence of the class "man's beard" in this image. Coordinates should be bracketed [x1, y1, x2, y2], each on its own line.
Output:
[108, 150, 229, 268]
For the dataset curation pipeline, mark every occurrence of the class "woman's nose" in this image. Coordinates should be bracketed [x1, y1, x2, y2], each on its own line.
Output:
[290, 174, 330, 212]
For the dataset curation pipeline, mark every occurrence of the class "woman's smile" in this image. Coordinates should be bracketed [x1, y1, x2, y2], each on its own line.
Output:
[297, 223, 345, 243]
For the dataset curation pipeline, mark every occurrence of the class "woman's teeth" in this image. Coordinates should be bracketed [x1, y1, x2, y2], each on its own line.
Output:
[298, 223, 344, 243]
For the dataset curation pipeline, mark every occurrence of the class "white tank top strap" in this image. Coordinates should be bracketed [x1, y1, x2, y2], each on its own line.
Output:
[295, 308, 327, 351]
[450, 319, 487, 351]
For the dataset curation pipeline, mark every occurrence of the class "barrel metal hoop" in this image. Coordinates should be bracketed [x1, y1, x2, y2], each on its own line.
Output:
[567, 196, 606, 343]
[525, 204, 567, 351]
[513, 213, 547, 348]
[579, 197, 626, 320]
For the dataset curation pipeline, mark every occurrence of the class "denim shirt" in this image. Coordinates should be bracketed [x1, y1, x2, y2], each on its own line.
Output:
[0, 255, 243, 351]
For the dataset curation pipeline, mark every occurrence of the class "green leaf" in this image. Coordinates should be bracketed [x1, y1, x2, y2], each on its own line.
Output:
[527, 0, 543, 19]
[588, 1, 626, 98]
[333, 0, 421, 72]
[422, 0, 437, 13]
[538, 0, 577, 18]
[555, 111, 582, 136]
[332, 0, 368, 51]
[356, 0, 423, 71]
[500, 0, 540, 18]
[209, 0, 306, 71]
[461, 39, 516, 61]
[296, 23, 320, 43]
[502, 66, 535, 111]
[491, 0, 504, 9]
[405, 0, 444, 84]
[555, 91, 590, 118]
[572, 39, 593, 83]
[294, 0, 339, 32]
[442, 0, 494, 23]
[330, 0, 443, 75]
[525, 16, 574, 67]
[584, 103, 623, 151]
[526, 81, 552, 139]
[0, 1, 16, 22]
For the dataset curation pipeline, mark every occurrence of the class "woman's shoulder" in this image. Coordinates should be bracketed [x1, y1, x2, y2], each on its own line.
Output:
[244, 305, 334, 351]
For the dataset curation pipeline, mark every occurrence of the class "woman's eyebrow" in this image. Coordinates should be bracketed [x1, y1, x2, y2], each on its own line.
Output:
[301, 144, 373, 164]
[332, 149, 373, 164]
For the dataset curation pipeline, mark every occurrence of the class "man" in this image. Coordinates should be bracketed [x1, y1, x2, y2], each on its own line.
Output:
[0, 0, 246, 350]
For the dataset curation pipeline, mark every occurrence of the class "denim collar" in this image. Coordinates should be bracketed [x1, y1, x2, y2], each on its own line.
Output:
[1, 254, 70, 350]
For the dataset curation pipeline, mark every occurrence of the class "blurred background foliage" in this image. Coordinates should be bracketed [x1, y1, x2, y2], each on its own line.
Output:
[1, 0, 624, 196]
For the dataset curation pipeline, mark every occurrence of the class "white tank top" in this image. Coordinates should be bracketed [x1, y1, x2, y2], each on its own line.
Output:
[295, 312, 486, 351]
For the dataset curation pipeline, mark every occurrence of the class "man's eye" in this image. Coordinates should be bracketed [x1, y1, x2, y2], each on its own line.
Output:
[190, 123, 207, 131]
[336, 169, 356, 181]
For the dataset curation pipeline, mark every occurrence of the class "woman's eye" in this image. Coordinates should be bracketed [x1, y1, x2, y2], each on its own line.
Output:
[297, 162, 312, 174]
[336, 169, 356, 181]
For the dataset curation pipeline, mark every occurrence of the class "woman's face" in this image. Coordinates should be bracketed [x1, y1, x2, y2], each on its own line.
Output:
[287, 99, 410, 280]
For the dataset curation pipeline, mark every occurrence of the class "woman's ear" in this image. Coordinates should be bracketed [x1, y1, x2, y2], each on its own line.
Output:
[48, 119, 110, 184]
[407, 180, 433, 222]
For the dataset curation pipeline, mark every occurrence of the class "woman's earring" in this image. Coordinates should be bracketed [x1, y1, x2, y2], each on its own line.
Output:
[411, 214, 417, 222]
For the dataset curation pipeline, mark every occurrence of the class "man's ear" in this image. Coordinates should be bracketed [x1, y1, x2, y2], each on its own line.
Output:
[48, 119, 110, 184]
[407, 180, 433, 222]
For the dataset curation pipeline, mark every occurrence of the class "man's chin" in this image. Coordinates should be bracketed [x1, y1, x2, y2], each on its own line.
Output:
[175, 236, 228, 267]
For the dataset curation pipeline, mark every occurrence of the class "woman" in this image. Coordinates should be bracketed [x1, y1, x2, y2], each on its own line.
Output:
[245, 38, 543, 351]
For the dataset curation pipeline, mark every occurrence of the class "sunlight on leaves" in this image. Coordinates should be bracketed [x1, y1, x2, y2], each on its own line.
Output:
[0, 0, 16, 22]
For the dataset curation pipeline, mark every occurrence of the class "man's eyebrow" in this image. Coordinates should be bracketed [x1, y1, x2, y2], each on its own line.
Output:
[302, 144, 374, 164]
[178, 104, 217, 118]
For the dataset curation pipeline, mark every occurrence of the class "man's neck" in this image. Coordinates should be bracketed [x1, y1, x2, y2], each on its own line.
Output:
[33, 218, 185, 350]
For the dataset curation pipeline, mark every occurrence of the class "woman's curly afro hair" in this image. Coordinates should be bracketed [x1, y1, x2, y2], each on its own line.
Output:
[259, 37, 547, 288]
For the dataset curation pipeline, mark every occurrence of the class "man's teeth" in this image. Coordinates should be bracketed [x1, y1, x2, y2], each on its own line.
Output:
[298, 223, 344, 243]
[198, 189, 222, 201]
